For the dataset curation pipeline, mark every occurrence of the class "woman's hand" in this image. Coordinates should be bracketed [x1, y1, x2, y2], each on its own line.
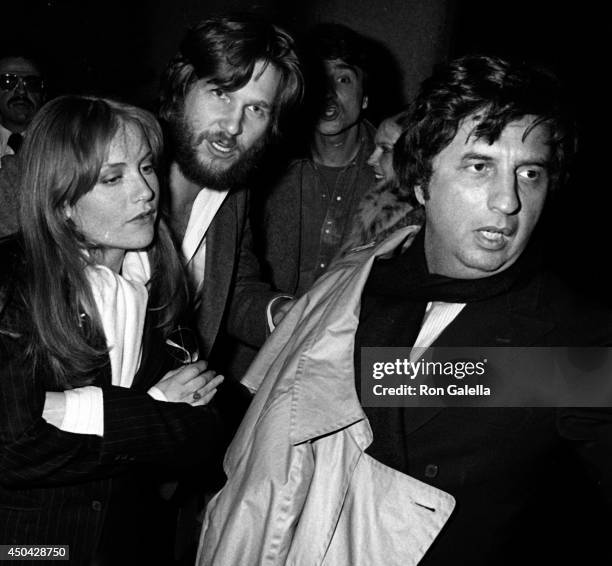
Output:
[153, 360, 224, 406]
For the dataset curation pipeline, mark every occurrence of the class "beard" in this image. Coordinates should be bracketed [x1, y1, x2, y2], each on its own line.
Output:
[167, 111, 270, 191]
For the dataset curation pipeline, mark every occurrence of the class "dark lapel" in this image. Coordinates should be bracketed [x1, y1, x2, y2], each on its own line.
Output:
[198, 192, 239, 357]
[131, 318, 171, 391]
[402, 270, 556, 435]
[273, 160, 304, 294]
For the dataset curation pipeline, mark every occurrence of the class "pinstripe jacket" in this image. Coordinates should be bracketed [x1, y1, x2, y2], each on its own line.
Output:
[0, 236, 227, 565]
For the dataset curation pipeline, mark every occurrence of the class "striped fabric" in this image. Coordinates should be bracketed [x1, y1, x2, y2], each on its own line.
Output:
[413, 301, 466, 349]
[0, 282, 226, 564]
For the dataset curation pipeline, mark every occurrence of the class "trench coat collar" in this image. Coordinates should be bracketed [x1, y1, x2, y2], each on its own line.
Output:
[287, 224, 560, 444]
[288, 225, 420, 446]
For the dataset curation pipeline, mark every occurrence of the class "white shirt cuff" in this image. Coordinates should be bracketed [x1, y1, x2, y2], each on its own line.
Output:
[60, 386, 104, 437]
[147, 386, 168, 402]
[266, 295, 294, 332]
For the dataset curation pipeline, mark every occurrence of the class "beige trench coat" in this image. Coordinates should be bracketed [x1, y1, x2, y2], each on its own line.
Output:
[197, 226, 455, 565]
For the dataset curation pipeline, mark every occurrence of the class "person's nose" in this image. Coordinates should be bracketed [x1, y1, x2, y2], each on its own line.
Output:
[488, 173, 520, 215]
[15, 77, 27, 95]
[324, 74, 339, 100]
[367, 148, 381, 168]
[134, 172, 157, 203]
[219, 102, 244, 136]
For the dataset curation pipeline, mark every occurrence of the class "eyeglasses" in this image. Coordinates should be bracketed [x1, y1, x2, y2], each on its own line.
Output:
[0, 73, 44, 93]
[165, 326, 200, 366]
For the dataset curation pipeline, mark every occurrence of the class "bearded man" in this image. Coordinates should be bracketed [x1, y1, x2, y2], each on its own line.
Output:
[159, 15, 303, 360]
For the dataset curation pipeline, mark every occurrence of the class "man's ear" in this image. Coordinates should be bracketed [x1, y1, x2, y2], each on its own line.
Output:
[362, 95, 369, 110]
[414, 185, 426, 206]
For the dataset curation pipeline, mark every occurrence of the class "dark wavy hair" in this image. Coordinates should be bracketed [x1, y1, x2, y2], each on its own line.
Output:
[307, 22, 370, 91]
[394, 54, 576, 200]
[19, 95, 188, 389]
[159, 15, 303, 137]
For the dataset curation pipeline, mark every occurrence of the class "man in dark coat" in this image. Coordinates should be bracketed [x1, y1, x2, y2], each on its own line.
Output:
[355, 54, 612, 565]
[200, 54, 612, 565]
[0, 53, 44, 160]
[262, 23, 377, 301]
[0, 154, 19, 237]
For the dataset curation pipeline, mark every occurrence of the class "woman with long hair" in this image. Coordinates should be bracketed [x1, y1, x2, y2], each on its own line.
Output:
[0, 95, 226, 564]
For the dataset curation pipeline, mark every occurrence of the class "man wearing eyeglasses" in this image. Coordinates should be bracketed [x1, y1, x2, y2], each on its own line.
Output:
[0, 53, 44, 235]
[0, 53, 44, 161]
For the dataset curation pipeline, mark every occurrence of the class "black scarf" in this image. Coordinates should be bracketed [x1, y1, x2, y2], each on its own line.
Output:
[357, 227, 539, 348]
[354, 227, 540, 473]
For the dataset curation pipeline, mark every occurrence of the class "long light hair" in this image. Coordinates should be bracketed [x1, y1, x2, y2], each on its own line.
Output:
[19, 95, 188, 389]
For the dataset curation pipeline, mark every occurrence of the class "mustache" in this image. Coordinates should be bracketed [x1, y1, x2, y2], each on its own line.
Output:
[195, 131, 239, 150]
[8, 96, 34, 106]
[171, 113, 272, 191]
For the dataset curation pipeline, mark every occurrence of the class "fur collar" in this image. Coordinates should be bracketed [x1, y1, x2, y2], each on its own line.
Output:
[341, 181, 424, 254]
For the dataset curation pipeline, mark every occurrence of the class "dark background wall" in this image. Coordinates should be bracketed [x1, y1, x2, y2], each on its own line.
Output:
[1, 0, 452, 113]
[449, 2, 608, 300]
[2, 0, 608, 299]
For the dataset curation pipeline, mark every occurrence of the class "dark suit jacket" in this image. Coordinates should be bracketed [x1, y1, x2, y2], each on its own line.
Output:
[198, 189, 281, 360]
[0, 236, 228, 565]
[199, 188, 289, 385]
[362, 263, 612, 565]
[0, 155, 19, 238]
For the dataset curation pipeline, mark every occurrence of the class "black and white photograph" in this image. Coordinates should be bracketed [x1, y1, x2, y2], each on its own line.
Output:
[1, 1, 610, 565]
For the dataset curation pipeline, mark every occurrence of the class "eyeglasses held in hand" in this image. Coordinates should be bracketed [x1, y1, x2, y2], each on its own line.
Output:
[0, 73, 44, 93]
[165, 327, 200, 365]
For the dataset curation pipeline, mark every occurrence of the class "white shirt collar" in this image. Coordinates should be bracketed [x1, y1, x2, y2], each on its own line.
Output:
[182, 187, 229, 263]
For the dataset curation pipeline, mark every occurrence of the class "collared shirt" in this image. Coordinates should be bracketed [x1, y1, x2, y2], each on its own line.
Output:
[414, 301, 466, 350]
[297, 121, 376, 295]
